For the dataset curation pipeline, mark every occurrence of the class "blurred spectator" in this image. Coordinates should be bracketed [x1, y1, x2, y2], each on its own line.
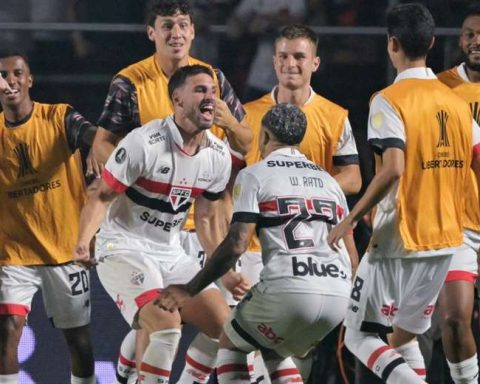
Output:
[227, 0, 307, 101]
[0, 0, 32, 53]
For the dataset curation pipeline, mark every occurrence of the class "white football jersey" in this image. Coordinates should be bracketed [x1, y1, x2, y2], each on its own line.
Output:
[98, 116, 231, 261]
[233, 148, 352, 295]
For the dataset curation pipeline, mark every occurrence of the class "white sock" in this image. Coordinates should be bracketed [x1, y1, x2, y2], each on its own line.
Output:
[263, 356, 303, 384]
[140, 328, 181, 384]
[216, 348, 251, 384]
[71, 374, 96, 384]
[447, 354, 479, 384]
[344, 328, 426, 383]
[0, 374, 18, 384]
[116, 329, 137, 384]
[395, 339, 426, 380]
[292, 354, 312, 383]
[252, 352, 271, 384]
[177, 333, 218, 384]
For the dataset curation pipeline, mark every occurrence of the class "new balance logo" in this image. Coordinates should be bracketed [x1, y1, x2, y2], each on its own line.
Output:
[436, 110, 450, 148]
[14, 142, 37, 178]
[292, 257, 348, 279]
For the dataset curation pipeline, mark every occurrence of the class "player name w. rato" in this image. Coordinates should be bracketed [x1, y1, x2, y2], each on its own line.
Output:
[421, 159, 464, 169]
[7, 179, 61, 198]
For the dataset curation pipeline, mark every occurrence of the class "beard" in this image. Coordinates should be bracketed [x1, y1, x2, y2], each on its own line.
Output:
[464, 53, 480, 72]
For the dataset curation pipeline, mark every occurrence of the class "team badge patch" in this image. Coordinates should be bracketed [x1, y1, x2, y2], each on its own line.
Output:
[169, 187, 192, 210]
[130, 271, 145, 286]
[115, 147, 127, 163]
[370, 112, 384, 130]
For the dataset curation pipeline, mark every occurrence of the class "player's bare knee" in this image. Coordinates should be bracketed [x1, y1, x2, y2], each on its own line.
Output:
[442, 310, 470, 337]
[138, 301, 181, 334]
[62, 325, 93, 353]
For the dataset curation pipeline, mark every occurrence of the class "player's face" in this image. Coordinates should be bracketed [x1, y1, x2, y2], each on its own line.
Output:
[176, 73, 217, 131]
[460, 15, 480, 72]
[273, 38, 320, 90]
[147, 12, 195, 62]
[0, 56, 32, 110]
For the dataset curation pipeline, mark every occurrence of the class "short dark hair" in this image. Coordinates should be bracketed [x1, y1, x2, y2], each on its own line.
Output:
[386, 3, 435, 60]
[0, 49, 30, 70]
[463, 2, 480, 22]
[261, 103, 307, 146]
[168, 64, 213, 99]
[275, 24, 319, 53]
[146, 0, 193, 26]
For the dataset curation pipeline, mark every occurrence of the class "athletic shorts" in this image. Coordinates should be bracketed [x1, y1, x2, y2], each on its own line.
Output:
[446, 231, 479, 283]
[344, 253, 452, 335]
[0, 264, 91, 329]
[96, 252, 217, 326]
[224, 283, 349, 358]
[180, 230, 239, 306]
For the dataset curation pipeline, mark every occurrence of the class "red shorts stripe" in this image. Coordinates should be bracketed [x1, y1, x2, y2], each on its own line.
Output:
[413, 368, 427, 376]
[135, 289, 162, 310]
[217, 363, 249, 375]
[185, 354, 213, 374]
[0, 303, 30, 316]
[270, 368, 301, 380]
[140, 362, 170, 377]
[445, 270, 478, 283]
[367, 345, 392, 370]
[119, 354, 136, 368]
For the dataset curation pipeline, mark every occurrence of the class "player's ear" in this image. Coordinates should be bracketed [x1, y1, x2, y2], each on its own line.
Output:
[312, 55, 320, 72]
[171, 90, 181, 106]
[147, 25, 155, 42]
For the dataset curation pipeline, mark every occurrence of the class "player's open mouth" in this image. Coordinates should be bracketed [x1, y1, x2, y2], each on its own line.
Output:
[3, 89, 19, 98]
[199, 102, 214, 118]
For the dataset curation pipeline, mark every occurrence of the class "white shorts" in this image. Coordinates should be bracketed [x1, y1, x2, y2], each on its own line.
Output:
[0, 264, 91, 329]
[446, 231, 479, 283]
[344, 253, 452, 335]
[240, 251, 262, 286]
[224, 283, 349, 358]
[96, 252, 216, 326]
[180, 230, 239, 306]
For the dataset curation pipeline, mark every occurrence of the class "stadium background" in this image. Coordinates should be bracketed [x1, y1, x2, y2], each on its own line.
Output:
[0, 0, 476, 383]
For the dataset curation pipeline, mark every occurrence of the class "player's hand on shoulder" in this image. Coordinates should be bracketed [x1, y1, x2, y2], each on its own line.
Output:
[222, 271, 251, 301]
[213, 97, 236, 130]
[85, 149, 105, 179]
[155, 285, 191, 312]
[73, 242, 97, 269]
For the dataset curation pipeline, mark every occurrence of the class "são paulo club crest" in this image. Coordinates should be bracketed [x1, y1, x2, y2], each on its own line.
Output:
[169, 186, 192, 210]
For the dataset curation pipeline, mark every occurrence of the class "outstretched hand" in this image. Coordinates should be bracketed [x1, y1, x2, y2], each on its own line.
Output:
[155, 285, 191, 312]
[327, 218, 357, 252]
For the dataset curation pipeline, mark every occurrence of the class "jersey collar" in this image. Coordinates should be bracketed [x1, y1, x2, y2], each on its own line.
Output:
[267, 147, 305, 158]
[394, 67, 436, 83]
[270, 86, 316, 106]
[457, 62, 471, 82]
